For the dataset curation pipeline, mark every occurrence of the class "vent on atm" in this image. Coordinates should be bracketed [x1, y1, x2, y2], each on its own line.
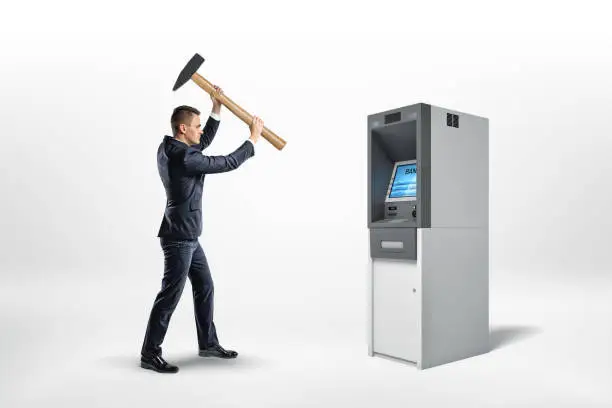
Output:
[447, 113, 459, 128]
[384, 112, 401, 124]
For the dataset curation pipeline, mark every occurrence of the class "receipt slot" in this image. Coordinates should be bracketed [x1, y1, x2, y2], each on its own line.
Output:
[367, 103, 490, 369]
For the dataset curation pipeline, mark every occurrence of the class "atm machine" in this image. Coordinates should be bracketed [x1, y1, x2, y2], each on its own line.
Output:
[367, 103, 489, 369]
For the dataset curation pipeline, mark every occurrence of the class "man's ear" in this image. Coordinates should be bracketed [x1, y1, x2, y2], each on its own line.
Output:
[179, 123, 186, 134]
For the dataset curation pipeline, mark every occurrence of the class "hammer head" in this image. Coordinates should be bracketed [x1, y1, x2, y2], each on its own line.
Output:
[172, 53, 205, 91]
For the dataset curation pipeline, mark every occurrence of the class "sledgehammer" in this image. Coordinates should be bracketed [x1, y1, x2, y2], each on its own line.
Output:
[172, 53, 287, 151]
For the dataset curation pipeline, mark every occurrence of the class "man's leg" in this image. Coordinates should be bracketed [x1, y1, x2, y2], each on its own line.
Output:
[141, 238, 197, 359]
[188, 243, 219, 348]
[189, 243, 237, 358]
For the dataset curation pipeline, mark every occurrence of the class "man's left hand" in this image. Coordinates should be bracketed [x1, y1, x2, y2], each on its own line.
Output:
[211, 85, 223, 114]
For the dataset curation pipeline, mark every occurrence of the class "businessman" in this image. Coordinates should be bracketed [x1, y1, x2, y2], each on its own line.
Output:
[140, 85, 264, 373]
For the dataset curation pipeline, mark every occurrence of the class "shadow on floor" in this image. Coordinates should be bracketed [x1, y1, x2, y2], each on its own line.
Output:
[490, 325, 541, 350]
[100, 352, 267, 372]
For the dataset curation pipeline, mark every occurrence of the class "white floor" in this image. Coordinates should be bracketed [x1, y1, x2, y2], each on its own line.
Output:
[1, 267, 611, 407]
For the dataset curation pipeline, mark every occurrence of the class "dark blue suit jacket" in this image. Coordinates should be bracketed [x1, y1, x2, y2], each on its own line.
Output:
[157, 116, 254, 239]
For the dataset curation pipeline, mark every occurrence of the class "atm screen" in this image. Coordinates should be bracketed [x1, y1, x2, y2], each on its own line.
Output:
[388, 162, 417, 199]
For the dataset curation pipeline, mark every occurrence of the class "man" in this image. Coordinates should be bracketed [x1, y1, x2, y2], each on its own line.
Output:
[140, 85, 264, 373]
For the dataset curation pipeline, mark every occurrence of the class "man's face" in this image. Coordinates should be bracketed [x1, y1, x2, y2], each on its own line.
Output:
[184, 114, 202, 145]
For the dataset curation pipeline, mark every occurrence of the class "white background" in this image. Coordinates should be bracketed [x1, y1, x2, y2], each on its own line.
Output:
[1, 1, 611, 406]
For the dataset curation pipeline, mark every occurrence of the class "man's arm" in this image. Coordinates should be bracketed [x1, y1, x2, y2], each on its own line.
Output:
[185, 114, 263, 175]
[196, 85, 224, 151]
[196, 115, 220, 151]
[183, 141, 255, 175]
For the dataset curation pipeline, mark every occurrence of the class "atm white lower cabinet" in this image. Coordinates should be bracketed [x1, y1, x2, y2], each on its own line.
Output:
[368, 228, 490, 369]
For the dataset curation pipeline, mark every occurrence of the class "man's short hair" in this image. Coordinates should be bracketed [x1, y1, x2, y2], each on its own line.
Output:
[171, 105, 200, 135]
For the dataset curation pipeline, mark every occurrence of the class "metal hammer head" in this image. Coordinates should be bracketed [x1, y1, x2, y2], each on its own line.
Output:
[172, 53, 205, 91]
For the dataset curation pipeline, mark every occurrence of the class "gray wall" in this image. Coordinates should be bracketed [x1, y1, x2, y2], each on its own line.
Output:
[1, 14, 611, 282]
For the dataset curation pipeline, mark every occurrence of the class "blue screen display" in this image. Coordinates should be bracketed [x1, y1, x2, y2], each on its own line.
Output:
[389, 163, 417, 198]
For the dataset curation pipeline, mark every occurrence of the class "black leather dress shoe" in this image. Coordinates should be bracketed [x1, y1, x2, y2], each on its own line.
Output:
[140, 354, 179, 373]
[199, 344, 238, 359]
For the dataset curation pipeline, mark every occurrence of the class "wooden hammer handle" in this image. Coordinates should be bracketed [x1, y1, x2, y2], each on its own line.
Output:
[191, 73, 286, 150]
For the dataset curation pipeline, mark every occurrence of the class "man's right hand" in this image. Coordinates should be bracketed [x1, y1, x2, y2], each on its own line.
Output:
[249, 116, 264, 144]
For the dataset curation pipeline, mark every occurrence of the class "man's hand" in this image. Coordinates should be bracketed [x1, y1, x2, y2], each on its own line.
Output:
[211, 85, 223, 115]
[249, 116, 264, 144]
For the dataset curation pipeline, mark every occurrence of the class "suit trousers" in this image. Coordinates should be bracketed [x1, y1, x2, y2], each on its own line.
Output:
[141, 237, 219, 357]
